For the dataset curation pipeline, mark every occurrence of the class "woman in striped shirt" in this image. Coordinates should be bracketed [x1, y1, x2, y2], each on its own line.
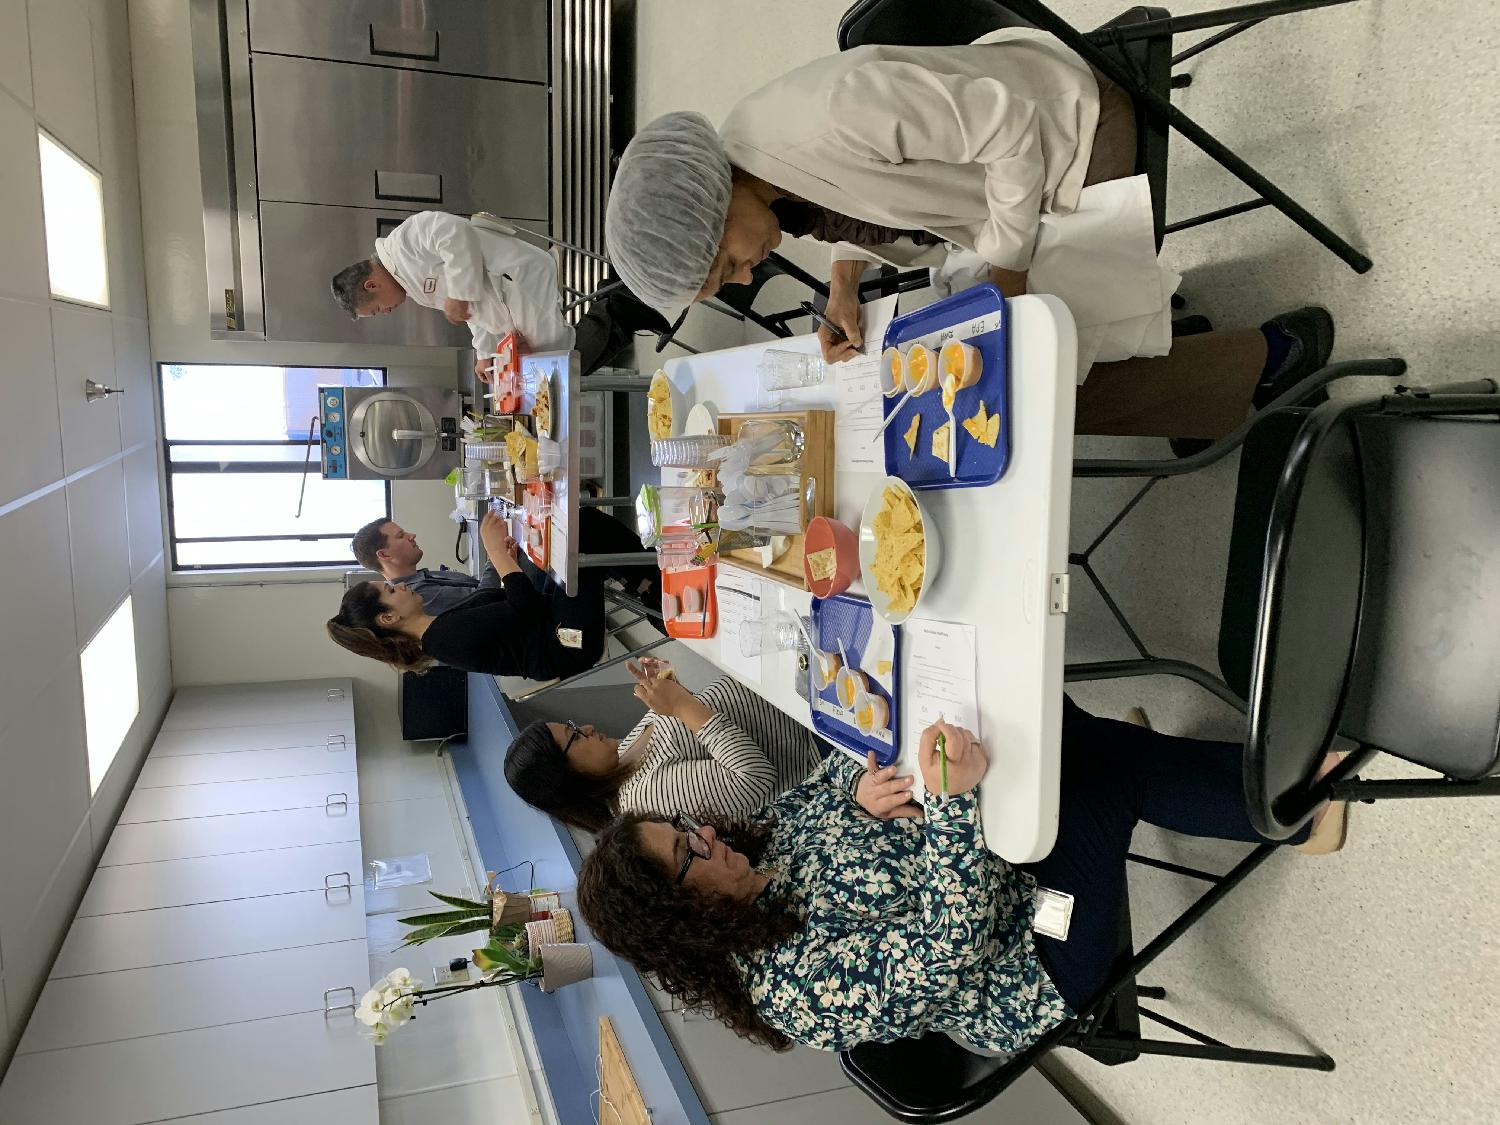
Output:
[504, 658, 920, 831]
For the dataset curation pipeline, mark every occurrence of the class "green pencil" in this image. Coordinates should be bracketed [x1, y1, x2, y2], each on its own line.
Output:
[937, 730, 948, 796]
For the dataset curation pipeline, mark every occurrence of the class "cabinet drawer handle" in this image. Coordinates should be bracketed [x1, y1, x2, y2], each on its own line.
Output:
[326, 733, 348, 750]
[326, 687, 345, 701]
[324, 871, 354, 901]
[368, 23, 439, 62]
[323, 986, 357, 1016]
[326, 792, 350, 814]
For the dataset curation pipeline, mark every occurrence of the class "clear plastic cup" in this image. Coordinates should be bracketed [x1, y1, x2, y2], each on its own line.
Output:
[758, 350, 826, 392]
[738, 612, 804, 658]
[651, 434, 731, 468]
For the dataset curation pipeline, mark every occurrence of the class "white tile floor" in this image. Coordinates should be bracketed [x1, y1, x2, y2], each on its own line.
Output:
[631, 2, 1500, 1122]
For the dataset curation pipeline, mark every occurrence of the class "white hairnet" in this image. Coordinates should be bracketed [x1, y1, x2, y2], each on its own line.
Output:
[605, 112, 732, 313]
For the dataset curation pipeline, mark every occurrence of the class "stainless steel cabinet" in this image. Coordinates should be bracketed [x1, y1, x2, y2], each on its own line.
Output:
[252, 53, 548, 218]
[248, 0, 548, 82]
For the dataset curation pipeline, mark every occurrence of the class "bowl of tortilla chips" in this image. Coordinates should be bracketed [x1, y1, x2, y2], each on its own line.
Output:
[858, 477, 941, 625]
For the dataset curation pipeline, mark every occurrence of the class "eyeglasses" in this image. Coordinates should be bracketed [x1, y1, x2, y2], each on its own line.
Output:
[671, 812, 713, 885]
[560, 720, 583, 757]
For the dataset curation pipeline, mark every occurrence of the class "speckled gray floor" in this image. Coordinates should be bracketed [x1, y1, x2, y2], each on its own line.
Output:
[629, 3, 1500, 1122]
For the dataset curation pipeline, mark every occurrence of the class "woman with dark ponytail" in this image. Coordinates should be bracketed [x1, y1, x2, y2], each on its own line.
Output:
[327, 509, 627, 681]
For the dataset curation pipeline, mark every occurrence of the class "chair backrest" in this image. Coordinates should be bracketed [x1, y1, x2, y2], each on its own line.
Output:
[838, 0, 1033, 51]
[1239, 400, 1369, 839]
[840, 1026, 1066, 1123]
[1339, 413, 1500, 779]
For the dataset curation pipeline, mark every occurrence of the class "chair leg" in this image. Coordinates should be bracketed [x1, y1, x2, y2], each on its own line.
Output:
[1087, 0, 1361, 43]
[1078, 1032, 1335, 1071]
[1172, 18, 1264, 66]
[1165, 198, 1272, 235]
[1008, 0, 1373, 273]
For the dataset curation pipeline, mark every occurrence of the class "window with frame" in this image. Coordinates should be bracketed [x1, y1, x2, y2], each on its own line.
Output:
[159, 365, 391, 570]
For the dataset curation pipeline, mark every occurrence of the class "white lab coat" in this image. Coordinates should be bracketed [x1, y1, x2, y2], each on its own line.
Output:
[374, 211, 574, 358]
[718, 29, 1177, 380]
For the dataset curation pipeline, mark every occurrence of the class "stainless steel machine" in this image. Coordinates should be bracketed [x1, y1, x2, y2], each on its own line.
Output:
[318, 385, 463, 481]
[189, 0, 611, 345]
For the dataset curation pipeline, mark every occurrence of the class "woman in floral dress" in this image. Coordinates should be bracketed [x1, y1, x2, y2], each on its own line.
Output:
[577, 698, 1344, 1053]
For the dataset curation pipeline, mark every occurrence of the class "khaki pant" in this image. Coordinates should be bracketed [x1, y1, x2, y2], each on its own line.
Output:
[1073, 69, 1267, 440]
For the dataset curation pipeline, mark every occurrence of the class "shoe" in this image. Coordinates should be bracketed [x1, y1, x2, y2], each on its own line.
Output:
[1253, 306, 1335, 410]
[1124, 707, 1152, 729]
[1293, 751, 1350, 855]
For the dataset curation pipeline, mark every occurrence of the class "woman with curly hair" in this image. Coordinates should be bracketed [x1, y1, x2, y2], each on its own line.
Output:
[577, 699, 1345, 1054]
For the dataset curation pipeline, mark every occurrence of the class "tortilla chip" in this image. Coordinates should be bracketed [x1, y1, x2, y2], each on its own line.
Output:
[930, 421, 952, 461]
[903, 413, 921, 456]
[869, 485, 925, 614]
[647, 370, 673, 438]
[807, 546, 838, 582]
[962, 401, 1002, 448]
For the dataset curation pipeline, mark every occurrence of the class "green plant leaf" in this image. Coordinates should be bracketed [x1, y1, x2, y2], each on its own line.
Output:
[398, 917, 494, 947]
[397, 908, 490, 927]
[428, 891, 491, 911]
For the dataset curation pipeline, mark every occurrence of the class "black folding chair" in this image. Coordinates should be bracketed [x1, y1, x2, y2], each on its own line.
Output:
[841, 860, 1333, 1123]
[837, 0, 1374, 271]
[1068, 367, 1500, 823]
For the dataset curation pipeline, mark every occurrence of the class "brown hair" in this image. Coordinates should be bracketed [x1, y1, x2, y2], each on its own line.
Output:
[577, 813, 802, 1051]
[351, 517, 394, 574]
[326, 580, 434, 675]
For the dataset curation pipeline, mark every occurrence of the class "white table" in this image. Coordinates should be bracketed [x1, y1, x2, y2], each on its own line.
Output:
[669, 294, 1078, 863]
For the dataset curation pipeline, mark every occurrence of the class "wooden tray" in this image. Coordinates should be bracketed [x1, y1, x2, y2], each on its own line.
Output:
[715, 409, 834, 590]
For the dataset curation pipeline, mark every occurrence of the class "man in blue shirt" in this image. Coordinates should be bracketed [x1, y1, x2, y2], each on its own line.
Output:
[351, 518, 493, 617]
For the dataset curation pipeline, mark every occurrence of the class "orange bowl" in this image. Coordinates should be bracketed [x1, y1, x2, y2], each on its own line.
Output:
[803, 516, 859, 598]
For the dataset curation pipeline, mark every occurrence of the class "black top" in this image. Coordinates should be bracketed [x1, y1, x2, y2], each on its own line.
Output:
[771, 198, 941, 248]
[420, 572, 601, 681]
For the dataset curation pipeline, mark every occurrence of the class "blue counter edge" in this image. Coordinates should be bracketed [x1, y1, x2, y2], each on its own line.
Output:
[449, 672, 710, 1125]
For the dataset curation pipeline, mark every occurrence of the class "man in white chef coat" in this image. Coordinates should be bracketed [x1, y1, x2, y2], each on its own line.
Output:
[330, 210, 668, 381]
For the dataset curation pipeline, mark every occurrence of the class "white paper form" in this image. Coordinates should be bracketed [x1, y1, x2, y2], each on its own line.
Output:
[834, 294, 900, 472]
[714, 567, 765, 684]
[904, 618, 981, 736]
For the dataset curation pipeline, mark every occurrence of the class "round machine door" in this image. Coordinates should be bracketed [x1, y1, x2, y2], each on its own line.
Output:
[349, 393, 437, 478]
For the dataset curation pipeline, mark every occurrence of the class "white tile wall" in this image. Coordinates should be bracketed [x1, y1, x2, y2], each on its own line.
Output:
[0, 0, 166, 1063]
[0, 92, 46, 301]
[0, 663, 90, 977]
[123, 446, 164, 579]
[0, 493, 79, 717]
[26, 0, 97, 165]
[51, 305, 121, 475]
[65, 458, 130, 643]
[111, 316, 155, 448]
[0, 296, 63, 506]
[0, 0, 31, 106]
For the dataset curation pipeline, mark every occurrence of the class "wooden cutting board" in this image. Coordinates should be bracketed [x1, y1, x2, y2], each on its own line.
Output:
[597, 1016, 652, 1125]
[715, 409, 835, 590]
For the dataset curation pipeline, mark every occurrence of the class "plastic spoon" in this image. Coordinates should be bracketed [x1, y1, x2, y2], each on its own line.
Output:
[868, 390, 914, 442]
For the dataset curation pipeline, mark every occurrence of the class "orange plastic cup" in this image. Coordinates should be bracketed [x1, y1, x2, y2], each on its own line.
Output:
[803, 516, 859, 598]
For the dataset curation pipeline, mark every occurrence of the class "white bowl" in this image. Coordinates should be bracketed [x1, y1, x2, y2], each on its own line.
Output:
[858, 476, 942, 625]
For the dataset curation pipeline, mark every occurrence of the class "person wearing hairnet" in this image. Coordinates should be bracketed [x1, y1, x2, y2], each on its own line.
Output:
[604, 29, 1334, 441]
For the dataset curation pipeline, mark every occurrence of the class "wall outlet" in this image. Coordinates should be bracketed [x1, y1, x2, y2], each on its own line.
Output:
[433, 963, 472, 986]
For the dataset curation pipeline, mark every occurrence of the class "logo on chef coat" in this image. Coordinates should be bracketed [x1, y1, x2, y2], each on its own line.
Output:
[422, 277, 437, 294]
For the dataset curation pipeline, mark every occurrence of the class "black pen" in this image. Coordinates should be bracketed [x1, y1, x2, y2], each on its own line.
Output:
[800, 301, 848, 343]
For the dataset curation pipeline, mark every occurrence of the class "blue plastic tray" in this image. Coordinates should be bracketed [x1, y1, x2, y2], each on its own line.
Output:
[809, 594, 900, 766]
[881, 283, 1011, 489]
